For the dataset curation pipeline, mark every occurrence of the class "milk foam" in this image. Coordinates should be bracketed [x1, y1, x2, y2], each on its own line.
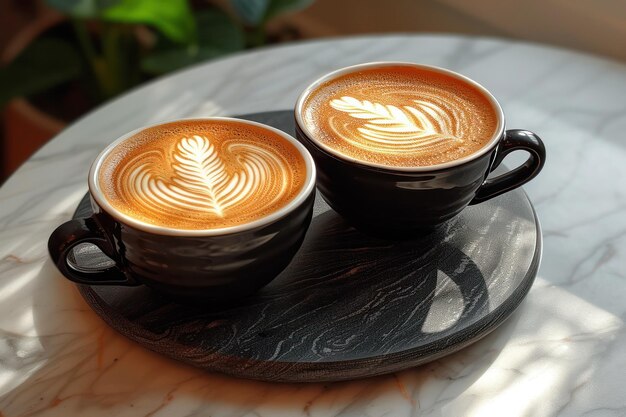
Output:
[99, 120, 306, 230]
[302, 66, 499, 167]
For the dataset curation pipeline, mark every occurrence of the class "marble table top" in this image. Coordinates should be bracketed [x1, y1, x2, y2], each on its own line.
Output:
[1, 34, 625, 417]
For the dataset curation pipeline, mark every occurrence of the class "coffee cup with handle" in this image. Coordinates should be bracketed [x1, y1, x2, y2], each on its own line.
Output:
[295, 62, 545, 238]
[48, 117, 316, 302]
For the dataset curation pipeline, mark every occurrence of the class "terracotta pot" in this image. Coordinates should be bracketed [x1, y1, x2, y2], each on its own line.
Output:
[2, 98, 65, 178]
[1, 11, 66, 179]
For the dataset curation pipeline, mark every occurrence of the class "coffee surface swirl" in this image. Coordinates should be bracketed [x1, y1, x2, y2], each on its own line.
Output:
[301, 65, 499, 167]
[98, 120, 307, 230]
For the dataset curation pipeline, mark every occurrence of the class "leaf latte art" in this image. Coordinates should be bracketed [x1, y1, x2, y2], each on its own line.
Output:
[329, 96, 463, 154]
[301, 65, 499, 167]
[99, 120, 307, 230]
[125, 135, 289, 218]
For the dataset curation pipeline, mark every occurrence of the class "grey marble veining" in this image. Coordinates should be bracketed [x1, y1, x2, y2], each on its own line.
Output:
[1, 35, 625, 416]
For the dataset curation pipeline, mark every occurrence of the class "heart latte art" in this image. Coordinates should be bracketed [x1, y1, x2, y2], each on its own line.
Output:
[98, 120, 307, 230]
[301, 65, 499, 167]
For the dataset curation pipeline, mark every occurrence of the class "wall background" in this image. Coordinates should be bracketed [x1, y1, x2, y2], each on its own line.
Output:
[284, 0, 626, 62]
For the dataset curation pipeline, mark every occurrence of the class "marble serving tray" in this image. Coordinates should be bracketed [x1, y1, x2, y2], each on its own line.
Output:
[70, 111, 541, 382]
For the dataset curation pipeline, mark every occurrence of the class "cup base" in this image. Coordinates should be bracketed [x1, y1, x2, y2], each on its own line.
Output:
[316, 193, 457, 240]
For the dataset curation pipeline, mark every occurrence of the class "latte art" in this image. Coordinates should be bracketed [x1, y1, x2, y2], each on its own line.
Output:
[99, 120, 307, 230]
[301, 65, 499, 167]
[123, 135, 289, 218]
[328, 95, 463, 154]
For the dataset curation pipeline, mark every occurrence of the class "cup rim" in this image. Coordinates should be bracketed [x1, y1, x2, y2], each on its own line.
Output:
[294, 61, 506, 172]
[88, 117, 317, 237]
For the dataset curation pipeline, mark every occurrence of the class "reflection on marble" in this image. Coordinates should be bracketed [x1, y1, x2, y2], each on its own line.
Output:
[1, 35, 625, 416]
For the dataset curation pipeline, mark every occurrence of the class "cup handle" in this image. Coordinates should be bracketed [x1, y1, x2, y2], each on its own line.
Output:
[48, 216, 134, 285]
[470, 129, 546, 205]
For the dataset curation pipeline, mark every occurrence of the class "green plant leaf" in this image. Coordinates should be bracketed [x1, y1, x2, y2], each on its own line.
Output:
[47, 0, 196, 43]
[142, 9, 244, 75]
[0, 38, 82, 106]
[230, 0, 270, 26]
[102, 0, 196, 44]
[265, 0, 313, 21]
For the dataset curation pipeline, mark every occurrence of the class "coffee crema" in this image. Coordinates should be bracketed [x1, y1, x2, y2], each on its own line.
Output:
[98, 120, 307, 230]
[301, 65, 499, 167]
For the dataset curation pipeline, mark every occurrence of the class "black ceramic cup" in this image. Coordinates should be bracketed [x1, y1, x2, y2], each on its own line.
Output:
[295, 62, 545, 238]
[48, 118, 317, 302]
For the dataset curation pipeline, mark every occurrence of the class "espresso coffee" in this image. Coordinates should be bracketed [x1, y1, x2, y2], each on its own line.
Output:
[301, 65, 499, 167]
[98, 119, 307, 230]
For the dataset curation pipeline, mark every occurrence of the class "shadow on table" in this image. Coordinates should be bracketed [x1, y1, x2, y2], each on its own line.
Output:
[0, 255, 612, 416]
[0, 210, 496, 416]
[0, 210, 614, 417]
[0, 266, 510, 416]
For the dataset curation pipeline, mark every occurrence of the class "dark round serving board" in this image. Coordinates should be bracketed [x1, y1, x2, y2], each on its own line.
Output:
[72, 111, 541, 382]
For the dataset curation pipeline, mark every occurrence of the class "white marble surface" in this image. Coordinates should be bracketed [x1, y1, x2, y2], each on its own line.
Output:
[1, 35, 625, 416]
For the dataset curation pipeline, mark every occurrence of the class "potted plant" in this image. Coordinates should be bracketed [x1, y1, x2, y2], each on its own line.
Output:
[0, 0, 312, 179]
